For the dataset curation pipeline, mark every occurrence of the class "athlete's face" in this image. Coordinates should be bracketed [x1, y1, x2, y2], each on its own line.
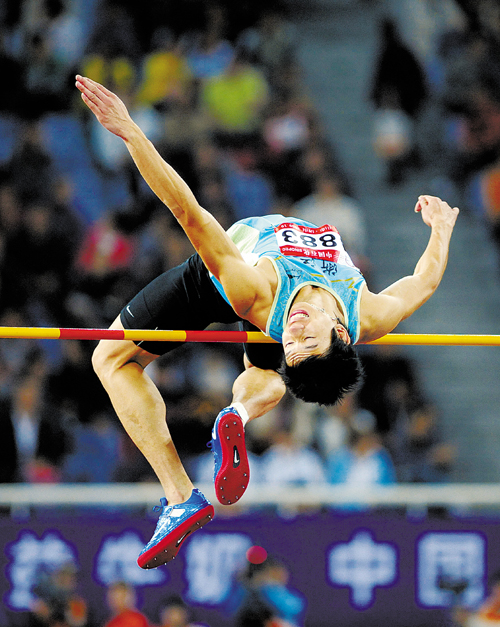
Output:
[282, 303, 348, 365]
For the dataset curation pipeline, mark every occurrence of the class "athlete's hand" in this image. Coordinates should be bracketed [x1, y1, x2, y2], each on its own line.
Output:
[75, 75, 133, 140]
[415, 195, 459, 230]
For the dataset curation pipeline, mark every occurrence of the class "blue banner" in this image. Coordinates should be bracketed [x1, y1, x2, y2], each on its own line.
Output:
[1, 509, 498, 626]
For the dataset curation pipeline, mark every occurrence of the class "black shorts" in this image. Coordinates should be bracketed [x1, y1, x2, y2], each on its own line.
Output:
[120, 254, 284, 371]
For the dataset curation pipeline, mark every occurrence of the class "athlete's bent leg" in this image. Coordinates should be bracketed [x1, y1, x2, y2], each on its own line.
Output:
[232, 360, 286, 422]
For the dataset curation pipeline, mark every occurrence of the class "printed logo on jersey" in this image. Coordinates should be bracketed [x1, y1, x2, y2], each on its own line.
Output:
[274, 223, 353, 265]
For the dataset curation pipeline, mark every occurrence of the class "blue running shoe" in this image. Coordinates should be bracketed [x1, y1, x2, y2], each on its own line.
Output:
[137, 489, 214, 569]
[211, 406, 250, 505]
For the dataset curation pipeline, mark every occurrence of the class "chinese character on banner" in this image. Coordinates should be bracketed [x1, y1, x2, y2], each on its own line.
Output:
[95, 531, 167, 586]
[326, 529, 398, 609]
[184, 533, 252, 606]
[417, 532, 486, 608]
[5, 530, 78, 611]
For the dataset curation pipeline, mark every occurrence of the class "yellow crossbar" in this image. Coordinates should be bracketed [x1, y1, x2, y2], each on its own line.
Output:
[0, 327, 498, 346]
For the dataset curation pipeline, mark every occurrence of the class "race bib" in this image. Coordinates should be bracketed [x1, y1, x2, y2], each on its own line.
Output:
[275, 222, 347, 262]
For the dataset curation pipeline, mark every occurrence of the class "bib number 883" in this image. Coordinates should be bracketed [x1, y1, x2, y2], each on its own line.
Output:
[280, 229, 337, 249]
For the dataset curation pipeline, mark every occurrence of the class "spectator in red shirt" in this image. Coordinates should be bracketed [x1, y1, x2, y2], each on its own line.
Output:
[104, 581, 150, 627]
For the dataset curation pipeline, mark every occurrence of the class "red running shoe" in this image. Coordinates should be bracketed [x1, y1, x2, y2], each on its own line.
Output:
[211, 407, 250, 505]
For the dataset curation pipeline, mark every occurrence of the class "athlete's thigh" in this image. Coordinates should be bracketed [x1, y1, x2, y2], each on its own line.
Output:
[120, 254, 240, 356]
[240, 320, 284, 371]
[93, 315, 158, 371]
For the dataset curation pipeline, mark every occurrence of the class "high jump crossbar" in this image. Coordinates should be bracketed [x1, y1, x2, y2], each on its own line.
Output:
[0, 327, 499, 346]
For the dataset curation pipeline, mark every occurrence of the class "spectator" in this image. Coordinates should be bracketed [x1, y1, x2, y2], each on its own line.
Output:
[103, 581, 150, 627]
[8, 120, 55, 203]
[389, 402, 455, 483]
[223, 148, 275, 219]
[326, 410, 396, 488]
[156, 594, 202, 627]
[0, 309, 39, 392]
[275, 142, 347, 204]
[436, 27, 500, 197]
[235, 555, 307, 627]
[370, 18, 428, 122]
[73, 210, 138, 325]
[135, 28, 193, 112]
[85, 2, 141, 63]
[81, 12, 141, 177]
[51, 177, 84, 250]
[468, 157, 500, 257]
[315, 392, 356, 460]
[44, 0, 88, 71]
[46, 340, 109, 424]
[0, 366, 70, 483]
[185, 4, 234, 80]
[0, 182, 22, 237]
[22, 30, 72, 117]
[196, 172, 235, 229]
[370, 18, 429, 185]
[135, 209, 195, 280]
[293, 170, 368, 268]
[6, 200, 74, 324]
[372, 88, 414, 186]
[63, 412, 122, 483]
[191, 139, 224, 195]
[261, 95, 316, 204]
[0, 185, 22, 309]
[357, 345, 422, 434]
[237, 7, 296, 85]
[30, 561, 89, 627]
[260, 426, 326, 487]
[200, 48, 269, 141]
[0, 24, 26, 113]
[262, 97, 311, 159]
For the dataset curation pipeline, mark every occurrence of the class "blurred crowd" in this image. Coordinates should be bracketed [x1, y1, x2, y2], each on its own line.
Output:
[10, 0, 500, 499]
[23, 552, 307, 627]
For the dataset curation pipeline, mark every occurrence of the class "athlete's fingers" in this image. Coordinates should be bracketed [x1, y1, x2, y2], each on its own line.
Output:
[84, 77, 116, 106]
[76, 75, 108, 106]
[80, 91, 100, 115]
[415, 195, 427, 212]
[93, 80, 115, 99]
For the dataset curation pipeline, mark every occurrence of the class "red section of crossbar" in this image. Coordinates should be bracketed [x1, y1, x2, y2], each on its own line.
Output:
[184, 330, 250, 343]
[59, 328, 126, 340]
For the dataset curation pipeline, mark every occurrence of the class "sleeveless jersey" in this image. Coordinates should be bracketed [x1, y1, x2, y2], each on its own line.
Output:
[210, 215, 366, 344]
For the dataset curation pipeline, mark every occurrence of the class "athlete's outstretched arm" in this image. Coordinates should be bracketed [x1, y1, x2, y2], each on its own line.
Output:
[75, 75, 269, 318]
[359, 195, 459, 343]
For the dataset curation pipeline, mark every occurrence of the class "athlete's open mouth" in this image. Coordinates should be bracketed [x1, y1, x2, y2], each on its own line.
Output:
[288, 309, 309, 322]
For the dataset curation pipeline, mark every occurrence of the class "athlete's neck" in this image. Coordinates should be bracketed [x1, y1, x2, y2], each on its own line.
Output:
[294, 285, 344, 323]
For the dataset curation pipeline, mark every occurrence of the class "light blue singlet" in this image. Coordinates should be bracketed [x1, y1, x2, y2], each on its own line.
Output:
[210, 215, 366, 344]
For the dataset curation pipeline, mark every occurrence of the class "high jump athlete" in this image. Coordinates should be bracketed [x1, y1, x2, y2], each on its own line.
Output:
[75, 75, 459, 569]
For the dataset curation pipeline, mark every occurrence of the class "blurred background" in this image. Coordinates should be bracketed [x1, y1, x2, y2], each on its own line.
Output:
[2, 0, 500, 625]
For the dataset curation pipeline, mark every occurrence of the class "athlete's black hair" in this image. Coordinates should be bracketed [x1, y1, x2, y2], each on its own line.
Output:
[278, 329, 364, 406]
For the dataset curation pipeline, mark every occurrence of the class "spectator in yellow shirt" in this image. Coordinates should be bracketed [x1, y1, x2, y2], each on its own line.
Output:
[201, 49, 269, 138]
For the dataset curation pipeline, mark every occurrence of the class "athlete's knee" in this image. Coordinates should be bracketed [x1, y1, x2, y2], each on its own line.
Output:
[92, 340, 125, 382]
[92, 341, 108, 380]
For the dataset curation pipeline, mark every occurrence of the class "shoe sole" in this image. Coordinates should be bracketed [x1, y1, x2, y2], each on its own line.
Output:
[214, 411, 250, 505]
[137, 504, 214, 569]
